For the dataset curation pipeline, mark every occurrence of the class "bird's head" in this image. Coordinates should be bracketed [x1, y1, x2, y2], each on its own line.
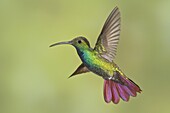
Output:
[50, 36, 91, 50]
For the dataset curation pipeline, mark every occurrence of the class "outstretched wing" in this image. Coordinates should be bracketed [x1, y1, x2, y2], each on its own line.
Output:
[94, 6, 121, 62]
[68, 63, 90, 78]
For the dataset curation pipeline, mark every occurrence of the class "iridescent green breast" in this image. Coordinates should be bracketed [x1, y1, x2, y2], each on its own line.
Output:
[79, 49, 116, 77]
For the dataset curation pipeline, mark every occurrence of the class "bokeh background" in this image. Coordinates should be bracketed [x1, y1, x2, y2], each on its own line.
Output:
[1, 0, 170, 113]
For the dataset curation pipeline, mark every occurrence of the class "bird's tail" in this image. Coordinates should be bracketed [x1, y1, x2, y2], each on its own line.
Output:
[103, 75, 142, 104]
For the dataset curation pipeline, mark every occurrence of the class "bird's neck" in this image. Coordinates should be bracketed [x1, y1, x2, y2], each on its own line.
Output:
[75, 47, 93, 62]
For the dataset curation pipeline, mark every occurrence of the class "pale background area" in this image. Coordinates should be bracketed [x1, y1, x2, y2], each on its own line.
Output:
[1, 0, 170, 113]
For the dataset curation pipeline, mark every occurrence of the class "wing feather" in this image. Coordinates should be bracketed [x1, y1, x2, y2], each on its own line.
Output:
[68, 63, 90, 78]
[94, 6, 121, 62]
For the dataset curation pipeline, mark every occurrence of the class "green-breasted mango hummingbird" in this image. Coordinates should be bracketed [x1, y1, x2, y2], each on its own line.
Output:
[50, 6, 142, 104]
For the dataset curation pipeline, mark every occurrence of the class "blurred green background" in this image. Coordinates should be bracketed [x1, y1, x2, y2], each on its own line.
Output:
[1, 0, 170, 113]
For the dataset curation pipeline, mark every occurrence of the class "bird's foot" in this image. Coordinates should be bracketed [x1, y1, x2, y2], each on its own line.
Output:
[103, 76, 121, 83]
[103, 72, 126, 85]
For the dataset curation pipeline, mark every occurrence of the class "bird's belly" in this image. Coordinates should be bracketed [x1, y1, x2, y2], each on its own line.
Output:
[88, 65, 109, 78]
[79, 50, 116, 78]
[82, 57, 114, 78]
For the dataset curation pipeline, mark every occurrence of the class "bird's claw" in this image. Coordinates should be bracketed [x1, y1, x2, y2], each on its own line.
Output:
[103, 73, 126, 86]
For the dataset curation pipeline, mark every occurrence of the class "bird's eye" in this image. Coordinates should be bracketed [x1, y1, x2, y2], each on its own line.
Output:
[78, 40, 82, 44]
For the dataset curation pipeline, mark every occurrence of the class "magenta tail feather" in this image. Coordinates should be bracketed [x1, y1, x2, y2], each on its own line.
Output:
[117, 84, 130, 101]
[111, 82, 120, 104]
[104, 80, 112, 103]
[103, 76, 142, 104]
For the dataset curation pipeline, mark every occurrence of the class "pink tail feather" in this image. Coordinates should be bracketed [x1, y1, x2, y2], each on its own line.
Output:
[103, 76, 142, 104]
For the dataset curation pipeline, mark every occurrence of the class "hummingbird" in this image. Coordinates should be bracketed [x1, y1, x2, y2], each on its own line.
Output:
[50, 6, 142, 104]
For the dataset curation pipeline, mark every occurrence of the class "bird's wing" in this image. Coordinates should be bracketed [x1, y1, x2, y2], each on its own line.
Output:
[94, 6, 121, 62]
[69, 63, 90, 78]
